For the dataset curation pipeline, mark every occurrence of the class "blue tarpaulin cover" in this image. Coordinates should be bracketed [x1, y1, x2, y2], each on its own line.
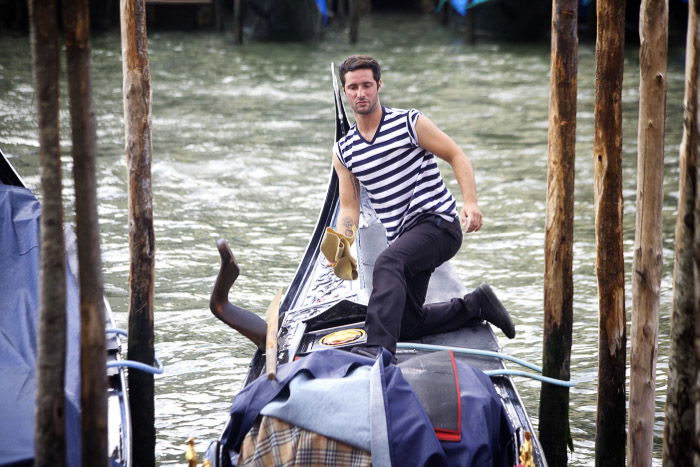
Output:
[221, 349, 513, 466]
[435, 0, 490, 16]
[0, 185, 82, 466]
[314, 0, 328, 24]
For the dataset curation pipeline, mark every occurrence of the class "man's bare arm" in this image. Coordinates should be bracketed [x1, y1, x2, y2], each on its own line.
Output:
[333, 154, 361, 237]
[414, 114, 482, 233]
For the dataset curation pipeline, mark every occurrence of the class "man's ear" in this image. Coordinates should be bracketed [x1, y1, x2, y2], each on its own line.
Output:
[377, 79, 382, 91]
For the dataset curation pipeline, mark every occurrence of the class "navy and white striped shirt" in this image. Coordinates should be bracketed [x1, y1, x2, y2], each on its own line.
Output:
[334, 107, 458, 244]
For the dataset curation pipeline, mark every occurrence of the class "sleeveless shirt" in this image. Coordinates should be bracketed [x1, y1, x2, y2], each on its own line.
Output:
[334, 107, 457, 243]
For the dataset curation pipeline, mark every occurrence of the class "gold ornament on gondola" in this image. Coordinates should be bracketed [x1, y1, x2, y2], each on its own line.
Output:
[185, 437, 211, 467]
[186, 437, 198, 467]
[320, 328, 366, 346]
[517, 431, 535, 467]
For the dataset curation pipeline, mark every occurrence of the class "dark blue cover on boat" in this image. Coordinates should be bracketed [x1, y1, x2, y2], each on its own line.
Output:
[221, 348, 512, 466]
[0, 185, 82, 466]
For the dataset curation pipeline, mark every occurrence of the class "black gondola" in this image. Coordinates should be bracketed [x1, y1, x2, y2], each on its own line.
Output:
[205, 65, 548, 466]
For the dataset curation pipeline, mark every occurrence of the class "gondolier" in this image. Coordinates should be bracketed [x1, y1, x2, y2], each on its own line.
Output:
[204, 61, 548, 467]
[330, 55, 516, 359]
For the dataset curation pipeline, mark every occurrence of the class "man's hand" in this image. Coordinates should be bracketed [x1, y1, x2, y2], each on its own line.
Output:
[459, 203, 482, 233]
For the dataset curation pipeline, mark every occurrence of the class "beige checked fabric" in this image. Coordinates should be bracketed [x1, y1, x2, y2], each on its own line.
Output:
[238, 416, 371, 467]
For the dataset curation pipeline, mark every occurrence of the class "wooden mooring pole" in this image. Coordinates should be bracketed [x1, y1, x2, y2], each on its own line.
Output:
[28, 0, 67, 465]
[63, 1, 109, 464]
[663, 0, 698, 465]
[465, 9, 476, 45]
[121, 0, 157, 465]
[593, 0, 627, 465]
[628, 0, 668, 465]
[233, 0, 244, 45]
[349, 0, 359, 44]
[539, 0, 577, 465]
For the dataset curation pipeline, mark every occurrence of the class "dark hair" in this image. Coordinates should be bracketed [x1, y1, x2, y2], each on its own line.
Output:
[339, 55, 381, 87]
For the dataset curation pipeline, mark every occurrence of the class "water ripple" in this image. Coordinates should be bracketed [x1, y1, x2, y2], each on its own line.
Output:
[0, 16, 688, 465]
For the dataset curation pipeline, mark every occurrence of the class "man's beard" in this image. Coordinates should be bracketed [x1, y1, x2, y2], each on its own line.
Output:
[353, 99, 378, 115]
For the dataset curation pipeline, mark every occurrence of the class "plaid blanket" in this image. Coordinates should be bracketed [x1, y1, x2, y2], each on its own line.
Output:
[239, 416, 371, 467]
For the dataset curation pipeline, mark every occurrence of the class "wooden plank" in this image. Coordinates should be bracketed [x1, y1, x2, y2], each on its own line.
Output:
[265, 290, 284, 380]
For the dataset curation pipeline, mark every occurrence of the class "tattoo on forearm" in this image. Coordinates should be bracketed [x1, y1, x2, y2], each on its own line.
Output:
[342, 217, 354, 237]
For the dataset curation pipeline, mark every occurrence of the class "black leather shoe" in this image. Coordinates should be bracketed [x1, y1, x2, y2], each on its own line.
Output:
[473, 283, 516, 339]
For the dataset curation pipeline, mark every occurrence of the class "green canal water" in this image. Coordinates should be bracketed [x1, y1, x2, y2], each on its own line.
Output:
[0, 12, 688, 465]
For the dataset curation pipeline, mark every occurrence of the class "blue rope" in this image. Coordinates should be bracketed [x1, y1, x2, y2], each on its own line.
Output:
[107, 357, 164, 375]
[396, 342, 543, 373]
[105, 327, 164, 374]
[396, 342, 576, 387]
[485, 369, 575, 387]
[105, 327, 128, 337]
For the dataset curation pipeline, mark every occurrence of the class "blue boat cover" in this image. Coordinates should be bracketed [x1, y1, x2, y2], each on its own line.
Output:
[0, 185, 82, 466]
[314, 0, 329, 24]
[221, 348, 513, 466]
[437, 0, 490, 16]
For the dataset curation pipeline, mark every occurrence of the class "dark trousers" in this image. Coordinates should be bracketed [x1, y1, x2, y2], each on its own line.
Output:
[365, 215, 483, 353]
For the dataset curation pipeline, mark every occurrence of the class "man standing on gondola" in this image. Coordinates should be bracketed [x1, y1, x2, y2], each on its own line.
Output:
[330, 55, 516, 360]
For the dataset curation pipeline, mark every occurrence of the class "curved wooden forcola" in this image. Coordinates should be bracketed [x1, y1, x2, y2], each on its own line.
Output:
[209, 239, 267, 349]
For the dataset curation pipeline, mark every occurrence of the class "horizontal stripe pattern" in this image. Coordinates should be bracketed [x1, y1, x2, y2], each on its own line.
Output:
[334, 107, 457, 243]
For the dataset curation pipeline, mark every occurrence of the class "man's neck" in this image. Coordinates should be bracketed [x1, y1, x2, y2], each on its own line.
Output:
[354, 104, 383, 142]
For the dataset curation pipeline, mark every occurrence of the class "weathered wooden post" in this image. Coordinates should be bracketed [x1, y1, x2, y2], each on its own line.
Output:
[62, 1, 109, 464]
[696, 304, 700, 463]
[233, 0, 244, 45]
[696, 236, 700, 467]
[592, 0, 627, 465]
[28, 0, 67, 465]
[628, 0, 668, 465]
[465, 9, 476, 45]
[334, 0, 346, 19]
[349, 0, 359, 44]
[663, 0, 698, 464]
[121, 0, 157, 465]
[440, 0, 450, 26]
[214, 0, 223, 30]
[539, 0, 577, 465]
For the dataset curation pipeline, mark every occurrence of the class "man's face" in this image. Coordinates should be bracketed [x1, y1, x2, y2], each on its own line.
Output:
[343, 68, 381, 115]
